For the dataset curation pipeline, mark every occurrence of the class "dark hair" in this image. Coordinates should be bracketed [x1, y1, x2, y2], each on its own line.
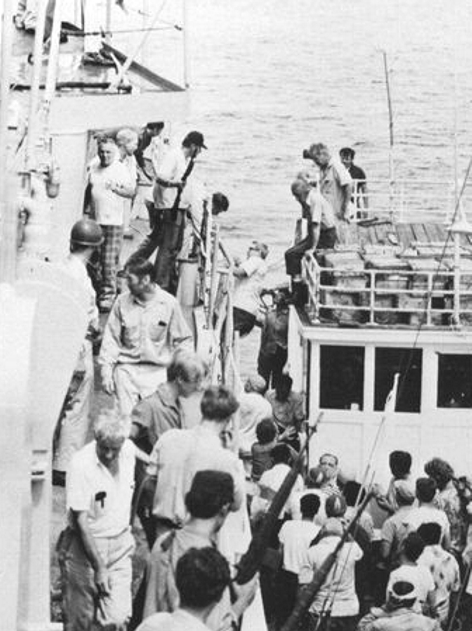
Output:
[185, 470, 234, 518]
[320, 453, 339, 466]
[325, 494, 347, 518]
[176, 547, 231, 609]
[200, 385, 239, 422]
[424, 458, 454, 491]
[271, 443, 292, 465]
[146, 121, 165, 132]
[300, 493, 321, 518]
[166, 349, 208, 383]
[340, 147, 355, 159]
[416, 477, 437, 503]
[390, 580, 416, 609]
[256, 418, 277, 445]
[125, 257, 156, 283]
[97, 134, 116, 147]
[389, 451, 412, 477]
[343, 481, 366, 507]
[417, 522, 442, 546]
[275, 374, 293, 398]
[403, 532, 425, 562]
[212, 192, 229, 213]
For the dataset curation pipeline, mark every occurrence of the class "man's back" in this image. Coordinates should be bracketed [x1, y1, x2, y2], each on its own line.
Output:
[358, 606, 441, 631]
[137, 609, 210, 631]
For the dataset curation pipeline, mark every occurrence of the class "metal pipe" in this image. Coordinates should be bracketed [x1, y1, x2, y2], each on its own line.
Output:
[0, 0, 17, 282]
[43, 0, 63, 118]
[105, 0, 112, 43]
[182, 0, 190, 88]
[25, 0, 49, 172]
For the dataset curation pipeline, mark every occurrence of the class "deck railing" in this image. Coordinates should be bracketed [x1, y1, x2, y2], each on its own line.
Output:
[303, 253, 472, 327]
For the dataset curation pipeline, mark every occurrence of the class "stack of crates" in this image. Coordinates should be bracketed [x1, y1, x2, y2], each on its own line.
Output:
[363, 256, 410, 324]
[318, 251, 367, 323]
[401, 258, 450, 326]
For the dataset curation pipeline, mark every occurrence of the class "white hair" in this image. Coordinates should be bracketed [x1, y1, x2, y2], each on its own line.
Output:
[94, 409, 129, 442]
[116, 127, 138, 145]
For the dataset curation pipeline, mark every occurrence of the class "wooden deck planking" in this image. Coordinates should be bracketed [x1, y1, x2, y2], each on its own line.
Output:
[410, 223, 429, 243]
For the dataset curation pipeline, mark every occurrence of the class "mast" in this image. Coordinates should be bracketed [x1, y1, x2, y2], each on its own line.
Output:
[382, 51, 395, 217]
[0, 0, 17, 282]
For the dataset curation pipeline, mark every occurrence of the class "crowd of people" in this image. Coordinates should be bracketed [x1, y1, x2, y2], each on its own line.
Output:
[50, 127, 472, 631]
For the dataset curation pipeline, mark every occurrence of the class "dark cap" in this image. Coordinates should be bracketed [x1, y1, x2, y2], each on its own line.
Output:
[183, 130, 207, 149]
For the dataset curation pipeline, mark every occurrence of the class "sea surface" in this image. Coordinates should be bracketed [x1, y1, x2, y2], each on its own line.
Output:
[114, 0, 472, 275]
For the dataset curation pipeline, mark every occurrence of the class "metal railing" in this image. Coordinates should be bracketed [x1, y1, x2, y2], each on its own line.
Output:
[303, 253, 472, 327]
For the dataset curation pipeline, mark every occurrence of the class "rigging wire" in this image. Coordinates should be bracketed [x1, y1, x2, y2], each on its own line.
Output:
[62, 25, 182, 37]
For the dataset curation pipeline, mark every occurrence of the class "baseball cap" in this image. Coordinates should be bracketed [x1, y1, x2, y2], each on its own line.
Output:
[184, 130, 207, 149]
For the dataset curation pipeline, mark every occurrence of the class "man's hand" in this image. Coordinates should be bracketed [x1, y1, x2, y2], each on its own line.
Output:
[101, 367, 115, 394]
[95, 565, 111, 596]
[232, 574, 259, 618]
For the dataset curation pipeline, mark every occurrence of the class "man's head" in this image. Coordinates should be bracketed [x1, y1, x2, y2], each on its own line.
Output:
[306, 466, 326, 489]
[275, 374, 293, 401]
[167, 350, 208, 397]
[403, 532, 425, 563]
[248, 240, 269, 260]
[94, 411, 128, 469]
[388, 580, 417, 610]
[416, 477, 437, 504]
[300, 493, 321, 520]
[255, 418, 277, 445]
[325, 494, 347, 519]
[319, 453, 339, 482]
[97, 137, 117, 167]
[183, 130, 207, 158]
[125, 258, 156, 298]
[185, 470, 234, 526]
[291, 178, 310, 205]
[116, 127, 139, 156]
[69, 218, 103, 253]
[339, 147, 355, 169]
[211, 192, 229, 216]
[244, 374, 267, 395]
[200, 386, 239, 428]
[389, 450, 412, 478]
[394, 480, 415, 507]
[145, 121, 165, 136]
[270, 443, 292, 466]
[424, 457, 455, 491]
[306, 143, 330, 167]
[417, 522, 442, 547]
[175, 547, 231, 615]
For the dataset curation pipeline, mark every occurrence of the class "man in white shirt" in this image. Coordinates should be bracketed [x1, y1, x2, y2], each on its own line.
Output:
[299, 518, 363, 630]
[146, 385, 245, 540]
[99, 258, 193, 416]
[137, 547, 232, 631]
[127, 131, 207, 294]
[84, 136, 135, 312]
[232, 240, 269, 337]
[406, 477, 451, 549]
[58, 412, 136, 631]
[276, 494, 321, 626]
[53, 219, 103, 486]
[305, 142, 353, 222]
[116, 128, 139, 239]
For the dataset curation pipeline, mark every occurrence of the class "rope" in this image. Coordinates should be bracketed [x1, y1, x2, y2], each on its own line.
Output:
[62, 25, 181, 37]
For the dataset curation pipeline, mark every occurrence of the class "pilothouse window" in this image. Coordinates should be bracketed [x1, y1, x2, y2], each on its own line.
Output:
[320, 346, 365, 410]
[437, 354, 472, 408]
[374, 348, 422, 413]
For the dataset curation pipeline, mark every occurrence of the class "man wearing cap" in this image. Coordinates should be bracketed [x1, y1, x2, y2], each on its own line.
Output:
[306, 143, 353, 223]
[232, 241, 269, 337]
[127, 130, 207, 294]
[52, 218, 103, 486]
[358, 580, 441, 631]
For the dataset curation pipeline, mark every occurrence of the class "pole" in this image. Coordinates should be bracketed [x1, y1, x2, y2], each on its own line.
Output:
[0, 0, 17, 282]
[105, 0, 112, 43]
[182, 0, 190, 88]
[382, 51, 395, 216]
[43, 0, 63, 118]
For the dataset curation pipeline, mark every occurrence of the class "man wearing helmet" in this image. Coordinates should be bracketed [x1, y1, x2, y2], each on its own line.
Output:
[52, 218, 103, 486]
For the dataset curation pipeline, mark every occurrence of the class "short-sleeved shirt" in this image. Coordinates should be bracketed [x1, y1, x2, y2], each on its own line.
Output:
[99, 287, 193, 370]
[233, 256, 268, 315]
[238, 392, 273, 454]
[405, 506, 451, 545]
[319, 158, 352, 220]
[387, 564, 435, 612]
[279, 519, 320, 574]
[147, 425, 245, 525]
[306, 188, 336, 230]
[88, 159, 132, 225]
[131, 382, 182, 448]
[136, 609, 210, 631]
[417, 545, 460, 623]
[251, 463, 303, 518]
[381, 506, 413, 568]
[67, 439, 135, 538]
[153, 147, 190, 209]
[299, 536, 363, 616]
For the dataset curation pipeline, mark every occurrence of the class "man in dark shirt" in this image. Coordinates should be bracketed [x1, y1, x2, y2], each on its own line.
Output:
[340, 147, 369, 214]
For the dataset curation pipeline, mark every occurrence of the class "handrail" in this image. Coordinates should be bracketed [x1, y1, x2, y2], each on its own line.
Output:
[302, 254, 472, 328]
